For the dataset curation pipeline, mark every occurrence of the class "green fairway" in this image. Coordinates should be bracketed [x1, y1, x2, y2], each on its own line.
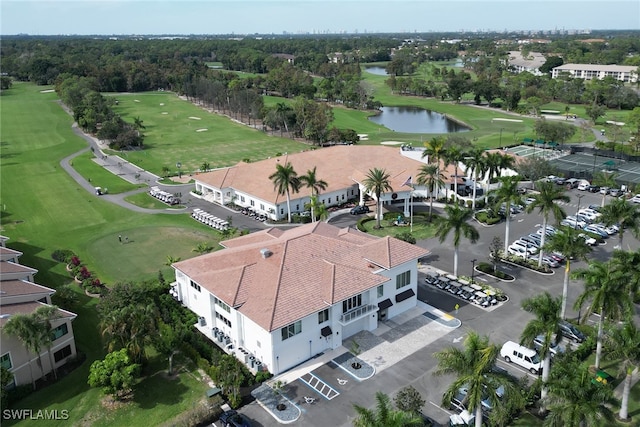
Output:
[108, 92, 308, 175]
[71, 151, 144, 194]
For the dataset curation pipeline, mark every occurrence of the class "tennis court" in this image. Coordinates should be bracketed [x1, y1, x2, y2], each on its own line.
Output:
[548, 152, 640, 185]
[506, 144, 564, 161]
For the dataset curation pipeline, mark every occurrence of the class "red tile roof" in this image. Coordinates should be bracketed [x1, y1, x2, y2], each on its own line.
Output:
[196, 145, 429, 204]
[0, 302, 76, 327]
[175, 222, 429, 331]
[0, 279, 54, 300]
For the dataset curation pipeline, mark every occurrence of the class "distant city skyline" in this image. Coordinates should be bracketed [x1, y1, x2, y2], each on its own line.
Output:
[2, 1, 638, 36]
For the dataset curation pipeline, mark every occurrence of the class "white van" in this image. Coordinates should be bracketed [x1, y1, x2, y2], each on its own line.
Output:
[500, 341, 543, 374]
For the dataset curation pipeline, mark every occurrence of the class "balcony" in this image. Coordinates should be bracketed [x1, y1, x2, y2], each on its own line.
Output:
[339, 304, 377, 325]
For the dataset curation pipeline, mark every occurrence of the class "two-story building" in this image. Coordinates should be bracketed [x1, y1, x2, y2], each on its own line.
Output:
[551, 64, 638, 83]
[171, 221, 429, 375]
[0, 237, 78, 389]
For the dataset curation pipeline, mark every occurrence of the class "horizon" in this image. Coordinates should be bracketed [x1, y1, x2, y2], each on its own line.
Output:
[2, 1, 638, 36]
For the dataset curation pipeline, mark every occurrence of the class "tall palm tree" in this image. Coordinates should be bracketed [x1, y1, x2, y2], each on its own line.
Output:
[363, 168, 393, 229]
[434, 204, 479, 276]
[269, 162, 300, 223]
[352, 391, 423, 427]
[299, 166, 328, 222]
[592, 171, 617, 207]
[416, 163, 445, 221]
[543, 228, 593, 319]
[520, 292, 562, 404]
[444, 145, 465, 200]
[572, 260, 633, 370]
[3, 313, 39, 389]
[482, 152, 503, 204]
[434, 332, 511, 427]
[610, 249, 640, 301]
[598, 197, 640, 250]
[525, 181, 569, 266]
[33, 305, 61, 381]
[489, 176, 524, 253]
[422, 136, 446, 200]
[603, 321, 640, 421]
[305, 195, 329, 222]
[462, 147, 486, 211]
[544, 356, 616, 427]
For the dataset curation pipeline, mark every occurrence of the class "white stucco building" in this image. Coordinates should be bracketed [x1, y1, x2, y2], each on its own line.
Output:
[551, 64, 638, 83]
[171, 222, 429, 375]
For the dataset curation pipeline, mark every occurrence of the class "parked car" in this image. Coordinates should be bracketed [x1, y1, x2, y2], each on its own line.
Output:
[553, 177, 566, 185]
[609, 188, 623, 197]
[578, 208, 601, 220]
[220, 410, 252, 427]
[559, 320, 586, 343]
[511, 240, 537, 254]
[578, 233, 597, 246]
[500, 341, 543, 374]
[560, 218, 585, 229]
[519, 235, 541, 248]
[591, 223, 617, 235]
[349, 205, 370, 215]
[524, 197, 536, 206]
[507, 244, 528, 258]
[565, 178, 579, 188]
[583, 225, 609, 238]
[533, 335, 566, 357]
[548, 252, 566, 263]
[630, 194, 640, 204]
[577, 182, 591, 191]
[536, 226, 557, 236]
[539, 254, 560, 268]
[599, 186, 610, 195]
[587, 185, 600, 193]
[575, 213, 593, 225]
[588, 204, 602, 212]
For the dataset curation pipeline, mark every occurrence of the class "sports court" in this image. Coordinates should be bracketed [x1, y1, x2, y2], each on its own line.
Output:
[505, 144, 565, 161]
[548, 152, 640, 185]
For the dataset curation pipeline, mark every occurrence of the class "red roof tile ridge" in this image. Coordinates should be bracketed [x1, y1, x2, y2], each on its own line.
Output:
[268, 239, 289, 331]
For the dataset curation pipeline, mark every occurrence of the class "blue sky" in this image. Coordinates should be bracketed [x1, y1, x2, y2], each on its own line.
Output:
[2, 1, 638, 35]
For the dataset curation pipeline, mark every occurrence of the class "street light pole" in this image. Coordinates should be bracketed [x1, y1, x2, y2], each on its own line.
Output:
[471, 258, 477, 283]
[575, 194, 584, 229]
[176, 162, 182, 178]
[499, 128, 504, 150]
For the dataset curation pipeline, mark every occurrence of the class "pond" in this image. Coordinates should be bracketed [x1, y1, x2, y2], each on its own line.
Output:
[364, 66, 388, 76]
[368, 106, 470, 134]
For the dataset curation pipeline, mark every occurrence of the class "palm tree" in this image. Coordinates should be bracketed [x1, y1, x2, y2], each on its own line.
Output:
[544, 356, 616, 427]
[352, 391, 423, 427]
[434, 204, 479, 276]
[572, 260, 633, 370]
[305, 195, 329, 222]
[525, 181, 569, 266]
[462, 147, 486, 211]
[603, 321, 640, 421]
[363, 168, 393, 229]
[299, 166, 328, 222]
[416, 163, 445, 220]
[519, 293, 562, 404]
[269, 162, 300, 223]
[444, 145, 465, 200]
[610, 249, 640, 301]
[275, 102, 292, 137]
[200, 161, 210, 172]
[434, 332, 511, 427]
[482, 152, 504, 204]
[489, 176, 524, 253]
[3, 313, 39, 389]
[33, 305, 61, 381]
[598, 197, 640, 250]
[422, 136, 446, 200]
[592, 171, 617, 207]
[543, 229, 593, 319]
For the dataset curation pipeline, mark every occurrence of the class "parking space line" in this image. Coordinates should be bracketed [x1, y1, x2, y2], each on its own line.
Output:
[496, 359, 539, 379]
[300, 372, 340, 400]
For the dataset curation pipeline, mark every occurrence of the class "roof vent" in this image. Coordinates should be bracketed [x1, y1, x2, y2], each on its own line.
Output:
[260, 248, 272, 259]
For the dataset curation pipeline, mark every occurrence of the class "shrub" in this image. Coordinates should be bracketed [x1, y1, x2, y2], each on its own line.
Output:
[52, 249, 76, 263]
[395, 232, 416, 244]
[197, 357, 210, 372]
[162, 398, 222, 427]
[255, 370, 272, 383]
[69, 256, 81, 267]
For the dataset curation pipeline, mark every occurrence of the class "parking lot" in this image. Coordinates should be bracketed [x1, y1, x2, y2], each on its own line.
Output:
[224, 187, 640, 427]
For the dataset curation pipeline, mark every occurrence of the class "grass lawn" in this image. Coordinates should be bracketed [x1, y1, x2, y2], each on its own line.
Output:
[123, 192, 177, 209]
[108, 92, 308, 175]
[0, 82, 227, 425]
[358, 213, 438, 241]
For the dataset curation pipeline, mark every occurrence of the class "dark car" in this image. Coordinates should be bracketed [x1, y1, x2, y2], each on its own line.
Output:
[220, 410, 252, 427]
[559, 320, 586, 343]
[350, 205, 370, 215]
[587, 185, 600, 193]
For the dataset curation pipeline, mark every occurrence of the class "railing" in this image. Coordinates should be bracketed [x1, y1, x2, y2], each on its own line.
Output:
[339, 304, 377, 324]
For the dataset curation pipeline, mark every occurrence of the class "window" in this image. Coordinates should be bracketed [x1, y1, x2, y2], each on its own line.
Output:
[280, 208, 284, 215]
[281, 321, 302, 341]
[51, 323, 69, 341]
[318, 309, 329, 324]
[377, 285, 384, 298]
[328, 197, 331, 203]
[342, 294, 362, 313]
[0, 353, 12, 370]
[396, 270, 411, 289]
[296, 204, 299, 211]
[190, 280, 201, 292]
[341, 194, 345, 200]
[54, 345, 72, 363]
[214, 297, 230, 313]
[215, 311, 232, 328]
[260, 204, 265, 210]
[250, 200, 255, 207]
[240, 196, 245, 202]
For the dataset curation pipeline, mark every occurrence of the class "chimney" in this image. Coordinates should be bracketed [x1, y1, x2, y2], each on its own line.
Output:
[260, 248, 272, 259]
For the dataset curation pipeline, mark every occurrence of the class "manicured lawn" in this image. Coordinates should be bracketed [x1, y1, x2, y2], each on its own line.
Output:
[108, 92, 308, 175]
[124, 192, 176, 209]
[358, 214, 438, 241]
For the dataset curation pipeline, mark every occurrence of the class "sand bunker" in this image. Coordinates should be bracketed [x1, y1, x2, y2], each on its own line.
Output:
[196, 129, 208, 132]
[134, 99, 141, 103]
[40, 89, 55, 93]
[189, 116, 201, 120]
[160, 103, 165, 106]
[492, 118, 522, 123]
[380, 141, 405, 145]
[161, 112, 168, 115]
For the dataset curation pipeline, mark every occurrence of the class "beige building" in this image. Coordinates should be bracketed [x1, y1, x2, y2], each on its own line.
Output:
[0, 237, 78, 389]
